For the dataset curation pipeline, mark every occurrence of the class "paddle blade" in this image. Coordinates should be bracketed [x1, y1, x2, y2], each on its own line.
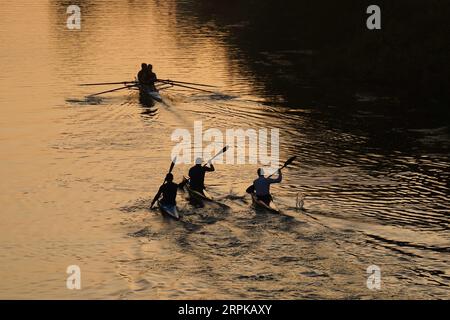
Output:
[168, 157, 177, 174]
[246, 185, 255, 194]
[205, 145, 230, 165]
[214, 145, 229, 158]
[266, 156, 297, 178]
[283, 156, 297, 168]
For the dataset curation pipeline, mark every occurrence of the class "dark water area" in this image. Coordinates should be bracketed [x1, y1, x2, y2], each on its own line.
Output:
[176, 0, 450, 110]
[172, 0, 450, 194]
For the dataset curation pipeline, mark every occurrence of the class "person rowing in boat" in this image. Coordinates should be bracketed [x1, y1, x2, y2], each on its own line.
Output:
[246, 168, 282, 205]
[137, 63, 150, 85]
[150, 173, 178, 208]
[187, 157, 215, 194]
[146, 63, 158, 87]
[137, 63, 158, 91]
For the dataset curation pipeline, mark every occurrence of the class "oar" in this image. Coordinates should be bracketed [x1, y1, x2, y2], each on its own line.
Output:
[178, 146, 229, 190]
[157, 79, 217, 88]
[156, 83, 174, 91]
[158, 80, 218, 94]
[87, 84, 137, 97]
[150, 157, 177, 208]
[79, 81, 137, 86]
[245, 156, 296, 193]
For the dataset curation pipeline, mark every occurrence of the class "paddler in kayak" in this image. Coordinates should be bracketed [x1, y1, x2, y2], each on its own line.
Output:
[150, 173, 178, 208]
[246, 168, 282, 205]
[188, 157, 215, 194]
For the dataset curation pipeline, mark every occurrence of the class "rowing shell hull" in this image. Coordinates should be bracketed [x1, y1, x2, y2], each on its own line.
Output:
[158, 201, 180, 220]
[251, 193, 280, 214]
[139, 85, 163, 103]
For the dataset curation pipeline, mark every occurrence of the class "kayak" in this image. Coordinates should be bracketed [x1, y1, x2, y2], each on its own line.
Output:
[251, 193, 280, 214]
[157, 200, 180, 220]
[185, 184, 214, 203]
[183, 176, 230, 209]
[182, 176, 212, 201]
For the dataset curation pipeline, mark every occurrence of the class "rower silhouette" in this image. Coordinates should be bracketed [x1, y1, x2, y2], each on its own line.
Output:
[137, 63, 158, 91]
[137, 63, 150, 84]
[147, 63, 158, 87]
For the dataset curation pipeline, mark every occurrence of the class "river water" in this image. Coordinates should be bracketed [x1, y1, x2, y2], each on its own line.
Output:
[0, 0, 448, 299]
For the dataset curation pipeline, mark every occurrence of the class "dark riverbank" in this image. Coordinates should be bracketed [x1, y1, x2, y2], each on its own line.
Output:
[173, 0, 449, 111]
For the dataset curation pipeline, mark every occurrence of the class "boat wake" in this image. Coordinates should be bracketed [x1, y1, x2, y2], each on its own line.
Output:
[66, 96, 105, 105]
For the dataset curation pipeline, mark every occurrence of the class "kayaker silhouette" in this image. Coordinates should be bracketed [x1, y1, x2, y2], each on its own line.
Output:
[246, 168, 282, 205]
[188, 157, 215, 194]
[150, 173, 178, 208]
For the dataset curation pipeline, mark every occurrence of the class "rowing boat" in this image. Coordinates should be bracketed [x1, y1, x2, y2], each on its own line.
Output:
[80, 77, 216, 101]
[251, 193, 280, 214]
[157, 200, 180, 220]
